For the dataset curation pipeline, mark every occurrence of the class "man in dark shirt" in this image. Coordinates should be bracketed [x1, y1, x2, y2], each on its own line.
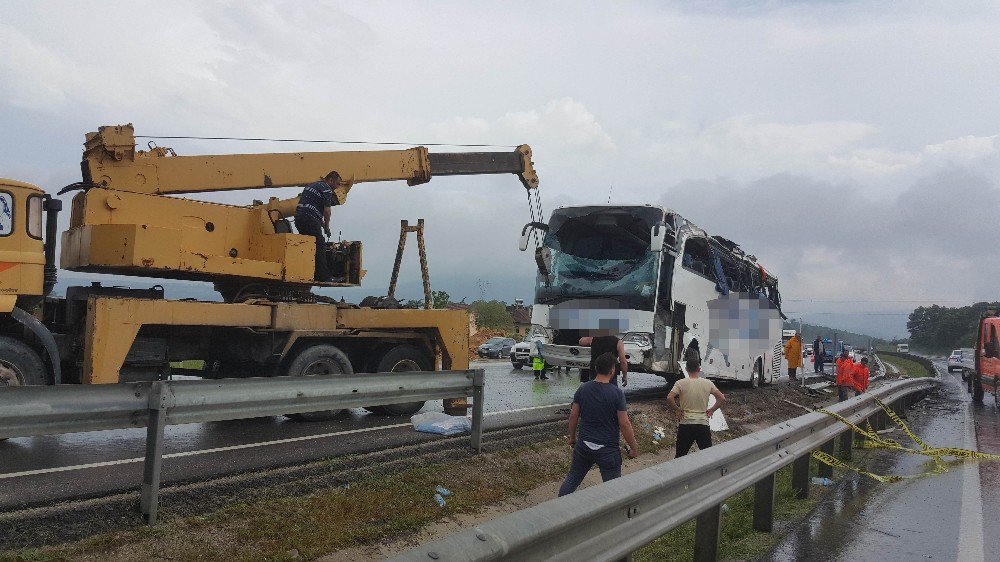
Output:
[295, 171, 344, 282]
[579, 332, 629, 386]
[558, 353, 639, 497]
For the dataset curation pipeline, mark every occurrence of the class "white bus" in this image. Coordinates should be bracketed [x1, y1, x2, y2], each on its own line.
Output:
[519, 205, 784, 387]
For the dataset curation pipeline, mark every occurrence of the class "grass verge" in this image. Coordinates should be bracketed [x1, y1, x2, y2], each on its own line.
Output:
[3, 441, 571, 562]
[880, 355, 932, 378]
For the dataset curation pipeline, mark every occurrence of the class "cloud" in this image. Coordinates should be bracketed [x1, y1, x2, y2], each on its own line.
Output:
[2, 1, 999, 340]
[640, 115, 877, 180]
[432, 98, 616, 152]
[658, 165, 1000, 337]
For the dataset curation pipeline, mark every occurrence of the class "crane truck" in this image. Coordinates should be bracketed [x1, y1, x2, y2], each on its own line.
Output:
[0, 124, 538, 419]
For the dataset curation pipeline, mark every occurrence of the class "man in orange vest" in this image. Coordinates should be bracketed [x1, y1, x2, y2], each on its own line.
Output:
[852, 357, 870, 396]
[835, 351, 855, 401]
[784, 333, 803, 381]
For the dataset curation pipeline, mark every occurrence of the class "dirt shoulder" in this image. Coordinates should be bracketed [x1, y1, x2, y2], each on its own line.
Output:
[2, 381, 831, 562]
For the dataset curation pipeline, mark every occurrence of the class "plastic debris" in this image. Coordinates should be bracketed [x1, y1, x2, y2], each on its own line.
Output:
[435, 486, 452, 496]
[411, 411, 472, 436]
[810, 476, 834, 486]
[434, 493, 447, 508]
[652, 426, 666, 442]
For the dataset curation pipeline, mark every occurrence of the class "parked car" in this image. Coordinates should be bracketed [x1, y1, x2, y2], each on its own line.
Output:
[478, 337, 515, 359]
[510, 340, 533, 369]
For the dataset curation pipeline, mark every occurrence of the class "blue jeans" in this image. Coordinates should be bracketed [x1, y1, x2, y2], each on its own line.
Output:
[558, 443, 622, 496]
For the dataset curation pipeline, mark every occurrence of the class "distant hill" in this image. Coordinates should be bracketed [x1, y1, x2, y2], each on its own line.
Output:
[783, 320, 883, 349]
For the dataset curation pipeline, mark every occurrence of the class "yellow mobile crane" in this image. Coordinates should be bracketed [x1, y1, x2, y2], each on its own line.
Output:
[0, 124, 538, 418]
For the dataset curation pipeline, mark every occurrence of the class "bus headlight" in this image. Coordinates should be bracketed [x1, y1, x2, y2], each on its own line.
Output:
[622, 332, 653, 347]
[529, 324, 551, 343]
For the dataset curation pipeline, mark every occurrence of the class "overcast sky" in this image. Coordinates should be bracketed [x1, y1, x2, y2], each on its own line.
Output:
[2, 1, 998, 337]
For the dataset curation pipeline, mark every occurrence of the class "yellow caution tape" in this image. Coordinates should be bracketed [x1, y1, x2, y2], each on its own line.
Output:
[809, 396, 1000, 482]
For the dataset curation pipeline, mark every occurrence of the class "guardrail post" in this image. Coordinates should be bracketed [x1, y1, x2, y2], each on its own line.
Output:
[694, 504, 722, 562]
[791, 454, 810, 499]
[470, 369, 485, 453]
[839, 430, 853, 461]
[817, 440, 834, 478]
[140, 381, 172, 524]
[752, 472, 775, 532]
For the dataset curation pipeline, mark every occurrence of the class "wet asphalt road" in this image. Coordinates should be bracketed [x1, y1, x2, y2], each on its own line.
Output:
[766, 361, 1000, 561]
[0, 360, 671, 510]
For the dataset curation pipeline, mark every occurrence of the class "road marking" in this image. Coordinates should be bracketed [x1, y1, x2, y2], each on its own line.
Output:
[0, 422, 410, 480]
[958, 378, 986, 562]
[0, 403, 573, 480]
[484, 403, 569, 416]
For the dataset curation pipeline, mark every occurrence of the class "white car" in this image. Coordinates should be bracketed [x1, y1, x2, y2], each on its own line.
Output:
[510, 340, 533, 369]
[948, 349, 963, 372]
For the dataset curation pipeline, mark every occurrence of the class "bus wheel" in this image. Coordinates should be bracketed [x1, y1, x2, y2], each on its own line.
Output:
[284, 344, 353, 422]
[972, 372, 985, 403]
[364, 345, 432, 417]
[0, 336, 46, 387]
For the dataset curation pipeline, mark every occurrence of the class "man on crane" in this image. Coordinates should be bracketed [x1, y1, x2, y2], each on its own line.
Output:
[295, 171, 346, 282]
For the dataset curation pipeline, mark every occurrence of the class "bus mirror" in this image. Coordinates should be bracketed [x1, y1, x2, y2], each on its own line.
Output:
[650, 223, 666, 252]
[519, 222, 549, 252]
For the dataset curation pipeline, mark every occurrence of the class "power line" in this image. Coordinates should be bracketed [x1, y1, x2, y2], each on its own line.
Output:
[134, 134, 517, 149]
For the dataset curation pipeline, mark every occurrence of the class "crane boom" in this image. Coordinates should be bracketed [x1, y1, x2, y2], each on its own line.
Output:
[62, 124, 539, 293]
[81, 124, 537, 195]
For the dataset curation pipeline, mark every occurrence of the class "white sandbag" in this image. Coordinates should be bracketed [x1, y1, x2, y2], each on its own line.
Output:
[410, 411, 472, 436]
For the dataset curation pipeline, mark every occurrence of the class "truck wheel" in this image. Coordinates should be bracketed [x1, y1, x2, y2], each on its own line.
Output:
[0, 336, 46, 387]
[973, 372, 985, 403]
[284, 344, 354, 422]
[512, 362, 524, 370]
[364, 345, 432, 416]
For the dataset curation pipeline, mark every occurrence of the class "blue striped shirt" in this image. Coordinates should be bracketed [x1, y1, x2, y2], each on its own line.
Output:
[296, 181, 335, 220]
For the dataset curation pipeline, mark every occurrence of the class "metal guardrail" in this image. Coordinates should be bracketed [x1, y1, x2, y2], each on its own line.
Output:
[0, 369, 485, 523]
[871, 352, 887, 379]
[389, 377, 935, 562]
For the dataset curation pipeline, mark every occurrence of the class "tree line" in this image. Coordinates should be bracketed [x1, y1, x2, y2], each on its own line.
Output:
[401, 291, 519, 333]
[906, 301, 1000, 352]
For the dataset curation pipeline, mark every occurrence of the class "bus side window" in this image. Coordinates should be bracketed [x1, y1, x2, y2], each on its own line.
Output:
[682, 238, 712, 278]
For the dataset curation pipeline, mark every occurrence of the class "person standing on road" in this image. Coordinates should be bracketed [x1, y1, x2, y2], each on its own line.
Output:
[852, 357, 870, 396]
[784, 333, 803, 381]
[835, 351, 856, 401]
[558, 353, 639, 496]
[667, 359, 727, 457]
[295, 171, 347, 282]
[579, 332, 628, 387]
[813, 336, 824, 373]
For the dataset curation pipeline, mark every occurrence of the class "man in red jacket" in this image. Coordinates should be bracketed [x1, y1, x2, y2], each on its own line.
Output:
[852, 357, 870, 396]
[835, 351, 855, 402]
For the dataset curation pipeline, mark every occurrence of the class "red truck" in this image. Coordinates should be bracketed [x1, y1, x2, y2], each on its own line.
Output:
[968, 312, 1000, 403]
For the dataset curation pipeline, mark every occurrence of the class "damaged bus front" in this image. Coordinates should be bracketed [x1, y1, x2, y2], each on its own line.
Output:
[520, 205, 784, 387]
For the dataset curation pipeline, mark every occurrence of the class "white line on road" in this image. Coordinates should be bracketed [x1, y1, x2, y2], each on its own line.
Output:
[0, 403, 572, 480]
[958, 376, 986, 562]
[0, 422, 410, 480]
